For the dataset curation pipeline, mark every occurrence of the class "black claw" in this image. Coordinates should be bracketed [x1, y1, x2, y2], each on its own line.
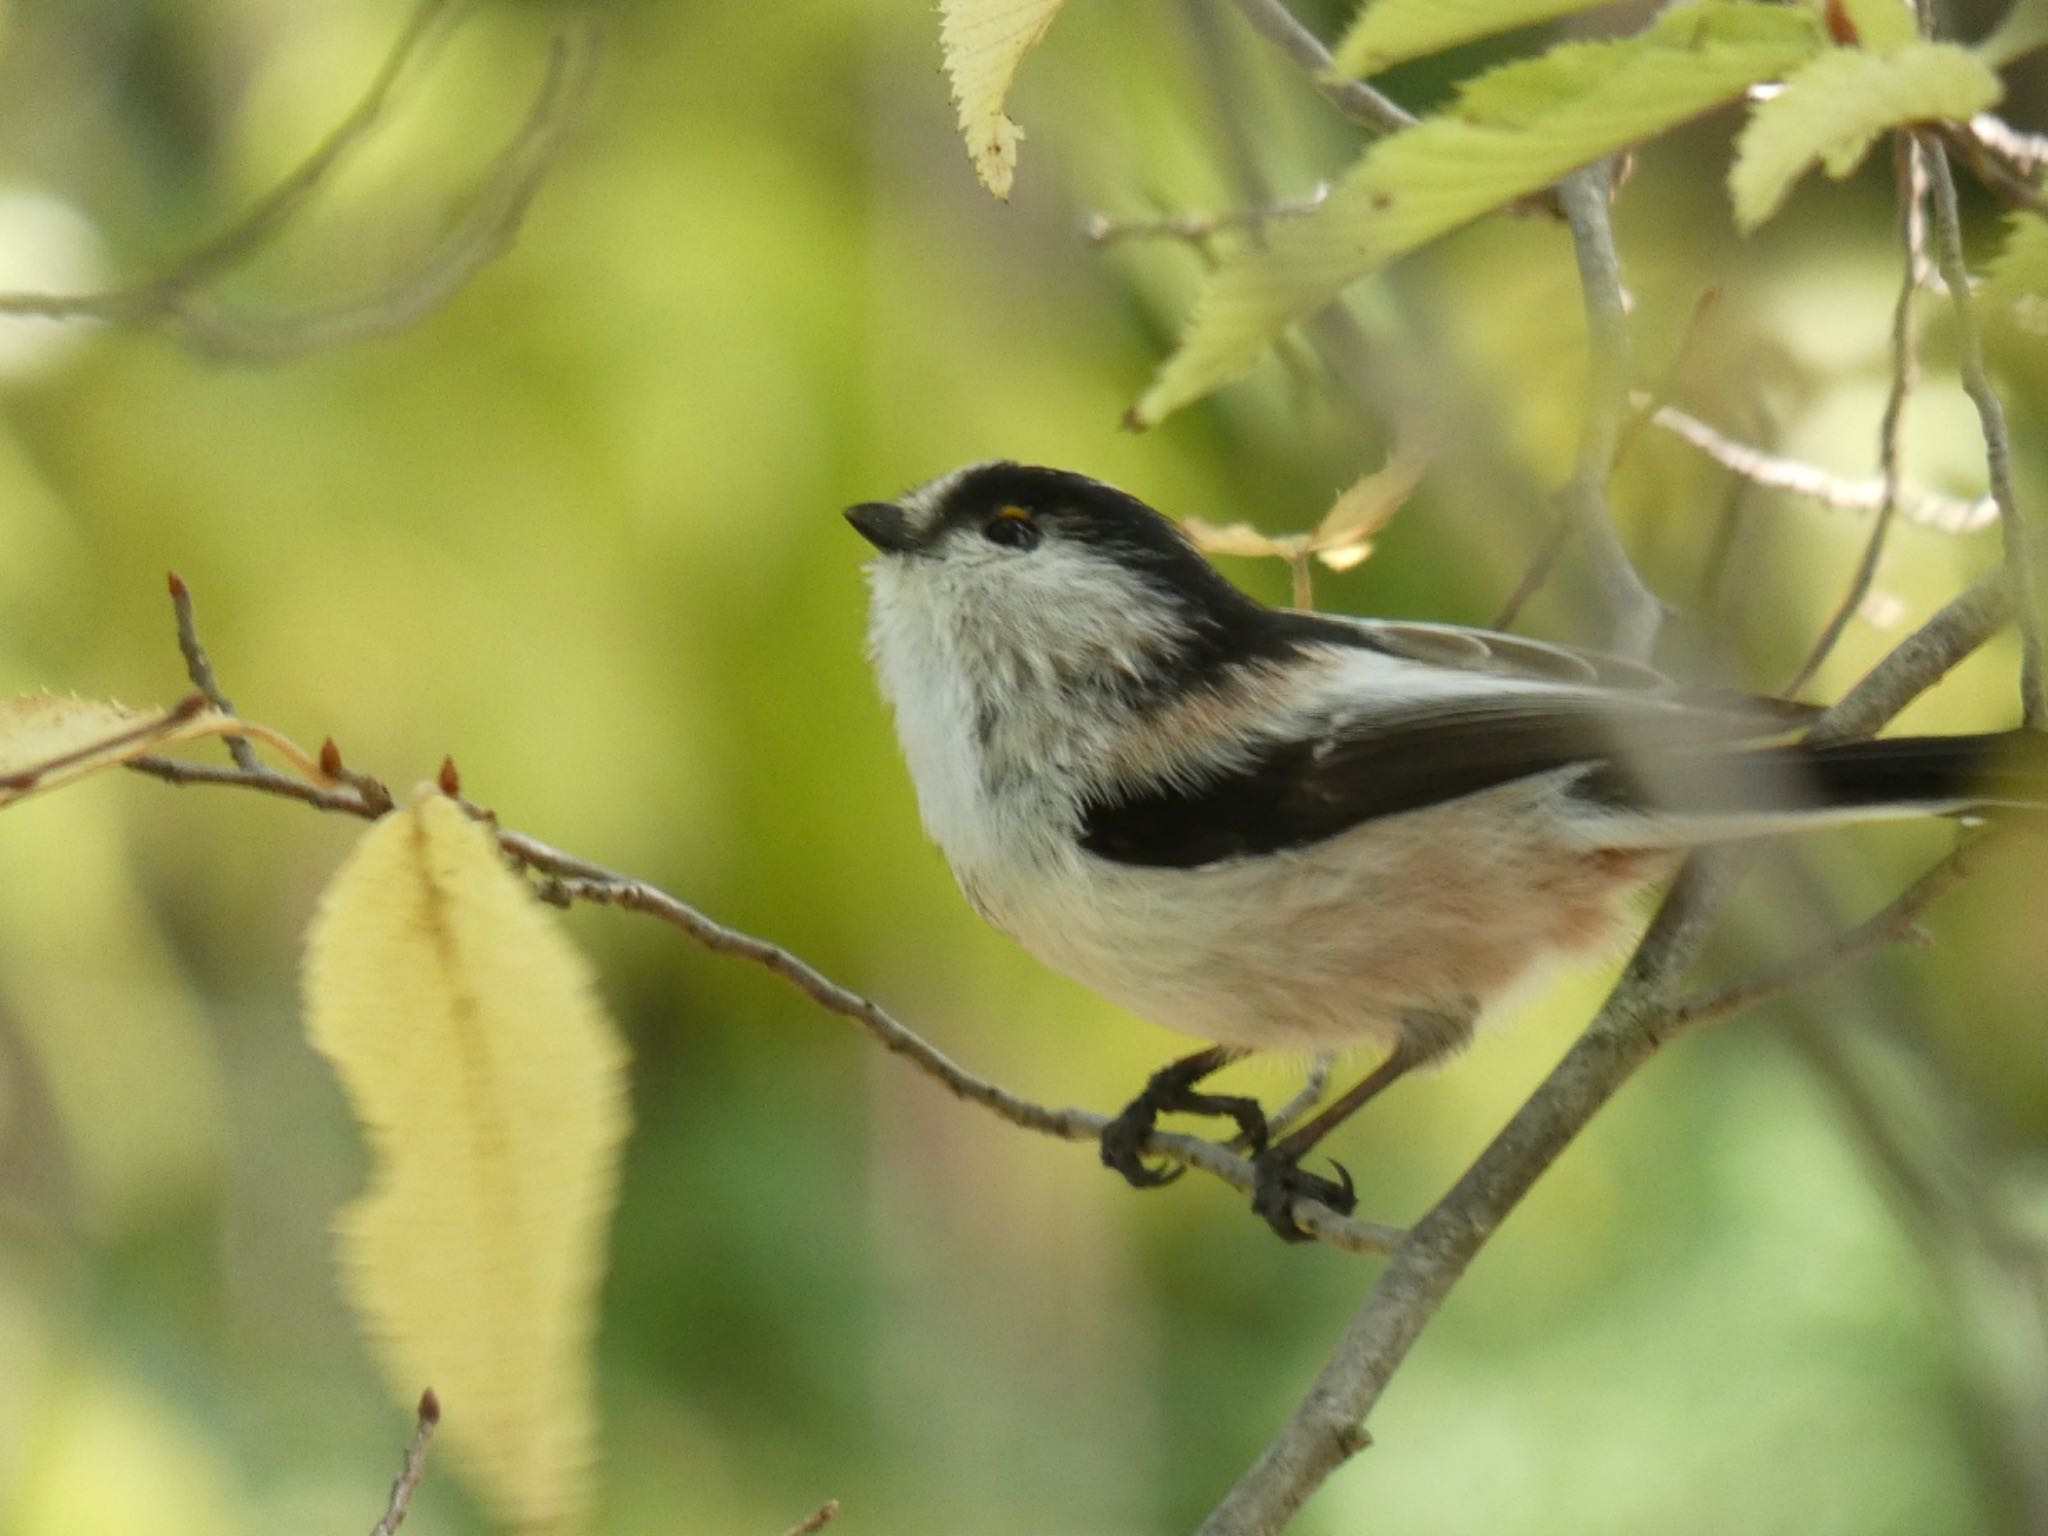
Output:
[1101, 1054, 1273, 1193]
[1250, 1148, 1360, 1243]
[1101, 1104, 1185, 1190]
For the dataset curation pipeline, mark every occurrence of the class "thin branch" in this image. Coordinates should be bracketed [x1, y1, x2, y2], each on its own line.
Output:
[1969, 113, 2048, 174]
[1221, 0, 1416, 136]
[1660, 830, 2002, 1038]
[0, 5, 596, 360]
[1650, 403, 1996, 533]
[127, 584, 1404, 1258]
[1081, 185, 1330, 248]
[369, 1389, 440, 1536]
[1945, 120, 2048, 214]
[174, 26, 602, 363]
[1553, 163, 1665, 660]
[1921, 130, 2048, 730]
[166, 572, 258, 772]
[1263, 1053, 1335, 1142]
[1786, 135, 1924, 695]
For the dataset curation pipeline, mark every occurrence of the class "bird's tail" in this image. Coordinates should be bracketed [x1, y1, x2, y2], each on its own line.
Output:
[1575, 728, 2048, 845]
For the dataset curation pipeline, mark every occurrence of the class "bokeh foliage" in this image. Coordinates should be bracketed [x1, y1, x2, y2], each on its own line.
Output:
[2, 0, 2047, 1533]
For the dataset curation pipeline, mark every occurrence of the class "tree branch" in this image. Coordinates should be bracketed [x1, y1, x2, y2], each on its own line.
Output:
[1659, 831, 2004, 1038]
[1220, 0, 1416, 136]
[1648, 404, 1995, 534]
[1920, 130, 2048, 731]
[370, 1389, 440, 1536]
[1552, 163, 1666, 660]
[0, 3, 598, 360]
[1786, 135, 1924, 694]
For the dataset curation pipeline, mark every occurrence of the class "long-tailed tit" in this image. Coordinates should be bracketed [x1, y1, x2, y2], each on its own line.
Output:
[847, 461, 2043, 1240]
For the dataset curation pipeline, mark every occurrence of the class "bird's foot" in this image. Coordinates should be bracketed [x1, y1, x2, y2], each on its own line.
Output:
[1100, 1071, 1269, 1190]
[1250, 1147, 1357, 1243]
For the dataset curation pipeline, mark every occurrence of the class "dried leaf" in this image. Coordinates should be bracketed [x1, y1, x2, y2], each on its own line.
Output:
[939, 0, 1070, 199]
[1312, 431, 1433, 565]
[1182, 518, 1307, 560]
[0, 692, 242, 808]
[305, 790, 630, 1534]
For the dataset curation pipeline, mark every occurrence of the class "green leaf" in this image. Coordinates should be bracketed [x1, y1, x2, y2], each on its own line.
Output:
[1982, 212, 2048, 338]
[1978, 0, 2048, 68]
[1832, 0, 1918, 53]
[1332, 0, 1620, 79]
[1729, 42, 2002, 233]
[1131, 3, 1822, 429]
[938, 0, 1071, 199]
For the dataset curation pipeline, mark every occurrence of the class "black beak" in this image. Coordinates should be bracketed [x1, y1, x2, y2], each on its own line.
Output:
[844, 501, 920, 555]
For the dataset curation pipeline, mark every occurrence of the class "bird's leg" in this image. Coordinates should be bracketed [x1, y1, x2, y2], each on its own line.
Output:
[1100, 1044, 1264, 1189]
[1250, 1005, 1473, 1242]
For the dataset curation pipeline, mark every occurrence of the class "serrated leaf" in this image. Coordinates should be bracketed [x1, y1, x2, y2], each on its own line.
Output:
[1332, 0, 1621, 78]
[939, 0, 1069, 199]
[305, 791, 629, 1535]
[1132, 3, 1822, 428]
[1982, 212, 2048, 337]
[0, 693, 242, 807]
[1730, 42, 2001, 232]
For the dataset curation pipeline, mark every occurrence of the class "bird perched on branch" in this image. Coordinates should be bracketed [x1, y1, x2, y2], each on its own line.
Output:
[847, 461, 2043, 1240]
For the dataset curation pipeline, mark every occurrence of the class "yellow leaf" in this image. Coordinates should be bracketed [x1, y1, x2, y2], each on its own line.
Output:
[1730, 42, 2001, 232]
[0, 692, 243, 808]
[304, 791, 630, 1535]
[1131, 3, 1822, 428]
[939, 0, 1070, 199]
[1333, 0, 1623, 79]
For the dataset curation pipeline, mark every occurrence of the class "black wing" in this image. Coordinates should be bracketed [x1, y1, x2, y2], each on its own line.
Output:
[1078, 690, 1800, 869]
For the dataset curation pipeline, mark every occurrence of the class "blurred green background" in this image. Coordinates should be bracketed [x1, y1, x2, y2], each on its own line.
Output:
[4, 0, 2048, 1532]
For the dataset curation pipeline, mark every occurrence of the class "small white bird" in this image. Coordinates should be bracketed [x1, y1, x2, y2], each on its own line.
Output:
[848, 461, 2042, 1239]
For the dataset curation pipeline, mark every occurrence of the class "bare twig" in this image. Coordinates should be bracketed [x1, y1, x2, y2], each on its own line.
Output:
[1082, 186, 1330, 247]
[1552, 163, 1665, 660]
[1660, 831, 2002, 1038]
[0, 4, 597, 360]
[1970, 113, 2048, 173]
[1944, 120, 2048, 214]
[1786, 136, 1924, 695]
[370, 1389, 440, 1536]
[1650, 404, 1996, 533]
[1221, 0, 1416, 136]
[1921, 131, 2048, 730]
[1263, 1053, 1335, 1141]
[165, 572, 258, 772]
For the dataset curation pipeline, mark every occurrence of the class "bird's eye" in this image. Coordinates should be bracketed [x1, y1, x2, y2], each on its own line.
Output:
[983, 507, 1041, 551]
